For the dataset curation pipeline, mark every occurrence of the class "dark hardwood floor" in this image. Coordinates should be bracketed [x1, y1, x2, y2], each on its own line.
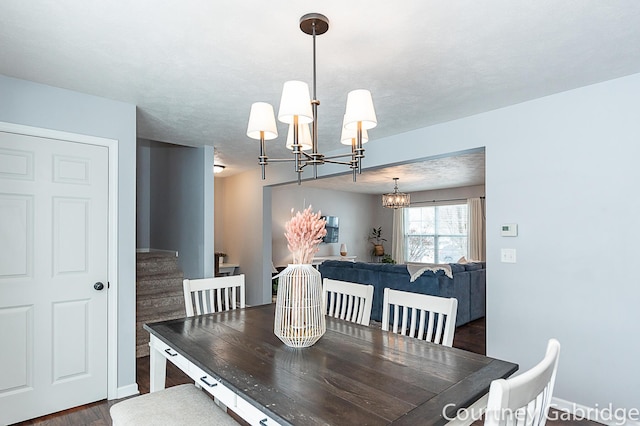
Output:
[11, 317, 596, 426]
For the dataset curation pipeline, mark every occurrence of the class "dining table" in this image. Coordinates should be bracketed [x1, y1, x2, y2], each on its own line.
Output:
[144, 303, 517, 426]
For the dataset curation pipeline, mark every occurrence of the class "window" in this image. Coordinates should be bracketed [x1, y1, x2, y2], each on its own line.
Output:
[404, 204, 468, 263]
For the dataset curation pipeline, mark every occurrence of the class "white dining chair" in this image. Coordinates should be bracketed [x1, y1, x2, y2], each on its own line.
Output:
[381, 288, 458, 346]
[183, 275, 246, 317]
[484, 338, 561, 426]
[322, 278, 374, 326]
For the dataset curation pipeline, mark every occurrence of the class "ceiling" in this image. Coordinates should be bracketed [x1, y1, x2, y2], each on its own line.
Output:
[2, 1, 640, 192]
[295, 150, 485, 195]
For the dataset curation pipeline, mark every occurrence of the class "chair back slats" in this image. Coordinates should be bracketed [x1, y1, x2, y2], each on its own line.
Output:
[382, 288, 458, 346]
[183, 275, 246, 317]
[322, 278, 374, 326]
[484, 339, 561, 426]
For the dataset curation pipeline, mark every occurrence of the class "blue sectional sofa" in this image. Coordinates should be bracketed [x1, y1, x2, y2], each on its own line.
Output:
[318, 260, 486, 326]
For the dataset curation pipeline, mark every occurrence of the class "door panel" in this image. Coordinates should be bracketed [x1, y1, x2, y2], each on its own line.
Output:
[0, 131, 108, 424]
[54, 197, 90, 274]
[0, 194, 33, 278]
[52, 299, 89, 382]
[0, 305, 33, 395]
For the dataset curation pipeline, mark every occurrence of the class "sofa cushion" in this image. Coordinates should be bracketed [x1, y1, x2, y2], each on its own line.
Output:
[449, 263, 466, 273]
[464, 263, 483, 271]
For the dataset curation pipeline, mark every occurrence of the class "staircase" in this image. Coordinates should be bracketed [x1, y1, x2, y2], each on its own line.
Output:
[136, 251, 185, 357]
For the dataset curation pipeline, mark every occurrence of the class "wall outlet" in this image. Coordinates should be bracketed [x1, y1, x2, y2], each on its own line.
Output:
[501, 248, 517, 263]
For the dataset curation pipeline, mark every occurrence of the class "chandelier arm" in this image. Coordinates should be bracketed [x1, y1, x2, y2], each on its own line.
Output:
[265, 151, 316, 163]
[265, 158, 297, 163]
[322, 152, 357, 161]
[322, 159, 353, 166]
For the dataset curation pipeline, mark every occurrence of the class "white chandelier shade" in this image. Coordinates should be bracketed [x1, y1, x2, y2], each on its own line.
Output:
[344, 89, 378, 131]
[286, 123, 313, 151]
[340, 115, 369, 146]
[246, 102, 278, 140]
[278, 81, 314, 125]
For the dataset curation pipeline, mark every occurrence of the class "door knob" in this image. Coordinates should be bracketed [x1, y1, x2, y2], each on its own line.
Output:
[94, 282, 105, 291]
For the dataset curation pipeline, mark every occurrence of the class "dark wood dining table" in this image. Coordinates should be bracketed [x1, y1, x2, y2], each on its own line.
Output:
[144, 303, 517, 426]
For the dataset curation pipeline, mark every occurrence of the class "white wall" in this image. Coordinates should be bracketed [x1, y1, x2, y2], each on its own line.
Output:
[0, 74, 137, 391]
[221, 73, 640, 415]
[271, 185, 383, 267]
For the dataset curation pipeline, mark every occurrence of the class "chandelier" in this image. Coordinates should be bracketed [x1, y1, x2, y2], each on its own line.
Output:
[382, 178, 410, 209]
[246, 13, 377, 183]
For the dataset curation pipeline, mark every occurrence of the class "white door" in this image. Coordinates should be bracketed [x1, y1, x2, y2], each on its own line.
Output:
[0, 131, 108, 424]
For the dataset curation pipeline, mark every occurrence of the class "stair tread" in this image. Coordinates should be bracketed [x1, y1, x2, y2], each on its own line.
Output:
[136, 251, 178, 259]
[136, 269, 183, 279]
[136, 277, 184, 287]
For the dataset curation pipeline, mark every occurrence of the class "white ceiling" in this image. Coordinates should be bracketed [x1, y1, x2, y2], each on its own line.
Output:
[296, 150, 486, 195]
[2, 1, 640, 191]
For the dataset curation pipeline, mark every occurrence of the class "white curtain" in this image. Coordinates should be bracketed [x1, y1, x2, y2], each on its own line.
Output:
[391, 208, 405, 264]
[468, 197, 485, 261]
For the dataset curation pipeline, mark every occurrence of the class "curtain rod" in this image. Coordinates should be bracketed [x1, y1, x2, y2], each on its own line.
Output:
[410, 196, 485, 206]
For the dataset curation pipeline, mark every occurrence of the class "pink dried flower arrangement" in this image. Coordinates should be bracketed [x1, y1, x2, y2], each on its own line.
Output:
[285, 206, 327, 264]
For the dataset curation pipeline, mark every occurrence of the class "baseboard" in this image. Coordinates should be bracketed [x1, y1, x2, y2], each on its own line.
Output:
[113, 383, 140, 400]
[552, 397, 640, 426]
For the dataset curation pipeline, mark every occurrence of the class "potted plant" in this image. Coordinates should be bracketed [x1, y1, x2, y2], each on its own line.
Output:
[368, 227, 387, 256]
[381, 254, 396, 264]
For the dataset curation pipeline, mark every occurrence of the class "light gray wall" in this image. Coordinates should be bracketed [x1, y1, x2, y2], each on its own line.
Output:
[136, 139, 151, 248]
[148, 143, 214, 279]
[221, 73, 640, 414]
[216, 170, 272, 305]
[214, 177, 225, 253]
[203, 146, 214, 278]
[271, 185, 383, 267]
[0, 74, 137, 390]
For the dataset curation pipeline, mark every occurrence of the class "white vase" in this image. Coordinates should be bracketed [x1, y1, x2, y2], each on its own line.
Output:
[340, 243, 347, 256]
[273, 264, 326, 348]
